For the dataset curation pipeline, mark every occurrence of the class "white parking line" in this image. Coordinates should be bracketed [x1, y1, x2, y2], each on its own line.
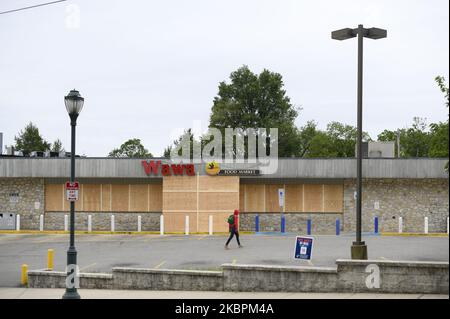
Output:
[153, 261, 166, 269]
[80, 263, 97, 272]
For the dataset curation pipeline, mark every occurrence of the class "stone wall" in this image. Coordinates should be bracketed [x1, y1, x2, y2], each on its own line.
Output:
[43, 212, 161, 231]
[1, 177, 448, 233]
[240, 213, 343, 234]
[112, 268, 223, 291]
[343, 179, 449, 233]
[0, 178, 44, 230]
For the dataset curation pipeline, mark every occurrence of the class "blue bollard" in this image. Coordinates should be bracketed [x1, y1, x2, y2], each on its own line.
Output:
[307, 219, 312, 235]
[336, 218, 340, 236]
[255, 214, 260, 232]
[374, 216, 379, 234]
[281, 215, 285, 233]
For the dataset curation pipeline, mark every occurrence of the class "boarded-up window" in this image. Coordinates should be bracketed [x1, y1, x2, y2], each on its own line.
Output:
[83, 184, 101, 211]
[111, 184, 129, 212]
[303, 184, 323, 212]
[45, 184, 63, 211]
[285, 184, 303, 212]
[323, 184, 343, 212]
[129, 184, 148, 212]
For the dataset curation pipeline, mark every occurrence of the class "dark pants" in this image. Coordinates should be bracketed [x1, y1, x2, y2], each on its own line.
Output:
[226, 226, 241, 246]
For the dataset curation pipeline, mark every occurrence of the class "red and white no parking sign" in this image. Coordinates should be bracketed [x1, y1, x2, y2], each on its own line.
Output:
[65, 181, 80, 201]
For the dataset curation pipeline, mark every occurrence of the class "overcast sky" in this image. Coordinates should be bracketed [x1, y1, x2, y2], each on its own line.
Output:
[1, 0, 448, 157]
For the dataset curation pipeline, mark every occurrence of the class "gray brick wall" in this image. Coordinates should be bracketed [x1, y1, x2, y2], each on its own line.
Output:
[1, 177, 448, 233]
[0, 178, 44, 230]
[343, 179, 449, 233]
[240, 213, 342, 234]
[44, 212, 161, 231]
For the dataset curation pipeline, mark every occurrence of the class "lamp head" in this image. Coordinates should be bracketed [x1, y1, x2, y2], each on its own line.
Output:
[64, 89, 84, 116]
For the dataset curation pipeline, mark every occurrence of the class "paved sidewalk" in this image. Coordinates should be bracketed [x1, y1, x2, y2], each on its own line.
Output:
[0, 288, 448, 299]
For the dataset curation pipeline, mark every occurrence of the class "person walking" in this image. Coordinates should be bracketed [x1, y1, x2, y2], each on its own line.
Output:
[225, 209, 243, 249]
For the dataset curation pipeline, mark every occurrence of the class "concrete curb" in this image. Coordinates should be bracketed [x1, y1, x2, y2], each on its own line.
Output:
[381, 232, 449, 237]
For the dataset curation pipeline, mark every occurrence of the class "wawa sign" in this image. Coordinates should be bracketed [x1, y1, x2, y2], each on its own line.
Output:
[142, 160, 196, 176]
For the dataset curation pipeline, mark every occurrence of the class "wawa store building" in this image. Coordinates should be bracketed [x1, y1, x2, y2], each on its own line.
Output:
[0, 157, 448, 233]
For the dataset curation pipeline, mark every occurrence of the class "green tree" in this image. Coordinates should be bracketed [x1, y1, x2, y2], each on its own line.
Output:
[108, 138, 152, 158]
[377, 129, 403, 157]
[209, 65, 300, 157]
[305, 131, 337, 157]
[325, 122, 371, 157]
[432, 75, 449, 171]
[51, 139, 64, 152]
[378, 118, 431, 157]
[163, 129, 201, 159]
[402, 117, 431, 157]
[297, 121, 319, 157]
[428, 122, 449, 157]
[14, 122, 50, 154]
[435, 76, 449, 108]
[300, 121, 371, 158]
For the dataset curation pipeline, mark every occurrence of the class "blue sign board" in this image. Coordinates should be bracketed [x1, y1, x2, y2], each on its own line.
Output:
[294, 236, 314, 260]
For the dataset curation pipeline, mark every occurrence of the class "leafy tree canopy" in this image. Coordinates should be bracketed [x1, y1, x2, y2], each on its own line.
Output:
[14, 122, 51, 154]
[108, 138, 152, 158]
[51, 139, 64, 152]
[209, 65, 300, 157]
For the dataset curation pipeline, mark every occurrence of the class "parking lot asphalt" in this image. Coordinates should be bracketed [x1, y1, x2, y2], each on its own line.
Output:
[0, 233, 448, 287]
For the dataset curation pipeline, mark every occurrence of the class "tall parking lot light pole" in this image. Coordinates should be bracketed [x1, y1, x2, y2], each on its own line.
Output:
[331, 25, 386, 260]
[62, 89, 84, 299]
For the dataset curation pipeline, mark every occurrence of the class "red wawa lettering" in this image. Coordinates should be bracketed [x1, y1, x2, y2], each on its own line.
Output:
[142, 160, 195, 176]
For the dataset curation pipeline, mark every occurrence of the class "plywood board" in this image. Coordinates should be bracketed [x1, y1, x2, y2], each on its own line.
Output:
[198, 176, 239, 192]
[163, 192, 197, 211]
[198, 212, 230, 233]
[245, 184, 265, 212]
[239, 185, 245, 212]
[45, 184, 63, 211]
[111, 184, 129, 212]
[163, 212, 197, 233]
[130, 184, 148, 212]
[101, 184, 111, 211]
[62, 184, 69, 212]
[303, 184, 323, 212]
[163, 176, 196, 191]
[149, 184, 163, 212]
[83, 184, 101, 211]
[285, 184, 303, 212]
[265, 184, 284, 213]
[198, 192, 239, 211]
[323, 184, 343, 212]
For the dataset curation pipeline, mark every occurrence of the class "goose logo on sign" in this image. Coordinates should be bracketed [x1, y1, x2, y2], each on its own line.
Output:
[205, 161, 220, 176]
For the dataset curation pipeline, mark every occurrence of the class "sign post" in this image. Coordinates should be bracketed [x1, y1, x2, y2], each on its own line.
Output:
[294, 236, 314, 260]
[278, 188, 284, 209]
[65, 181, 79, 202]
[278, 188, 285, 233]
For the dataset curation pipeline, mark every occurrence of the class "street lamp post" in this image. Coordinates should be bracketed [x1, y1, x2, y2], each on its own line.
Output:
[331, 25, 386, 260]
[62, 89, 84, 299]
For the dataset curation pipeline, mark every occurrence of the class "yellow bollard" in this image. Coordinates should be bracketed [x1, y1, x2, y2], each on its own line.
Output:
[47, 249, 54, 271]
[21, 264, 28, 286]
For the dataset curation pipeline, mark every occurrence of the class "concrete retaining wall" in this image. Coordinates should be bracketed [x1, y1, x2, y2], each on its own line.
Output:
[27, 270, 113, 289]
[27, 259, 449, 294]
[336, 259, 449, 294]
[112, 268, 223, 291]
[222, 264, 338, 292]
